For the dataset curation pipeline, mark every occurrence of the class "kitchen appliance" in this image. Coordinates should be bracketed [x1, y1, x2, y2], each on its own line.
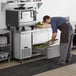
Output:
[6, 10, 37, 31]
[47, 45, 60, 59]
[5, 1, 43, 62]
[13, 31, 32, 60]
[5, 0, 43, 31]
[33, 29, 61, 59]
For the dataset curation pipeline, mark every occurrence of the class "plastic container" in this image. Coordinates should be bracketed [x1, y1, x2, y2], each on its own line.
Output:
[0, 52, 9, 59]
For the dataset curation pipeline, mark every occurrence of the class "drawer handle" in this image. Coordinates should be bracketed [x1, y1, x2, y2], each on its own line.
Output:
[24, 47, 28, 48]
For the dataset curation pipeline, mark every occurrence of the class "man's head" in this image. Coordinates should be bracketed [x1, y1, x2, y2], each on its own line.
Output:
[43, 15, 51, 24]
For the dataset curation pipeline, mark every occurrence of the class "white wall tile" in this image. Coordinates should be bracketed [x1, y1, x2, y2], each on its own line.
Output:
[37, 0, 76, 22]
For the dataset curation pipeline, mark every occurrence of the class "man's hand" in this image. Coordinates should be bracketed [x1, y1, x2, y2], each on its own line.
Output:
[49, 32, 57, 45]
[48, 40, 54, 45]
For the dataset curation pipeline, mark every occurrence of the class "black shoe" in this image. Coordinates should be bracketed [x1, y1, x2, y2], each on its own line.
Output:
[66, 59, 71, 62]
[57, 61, 66, 65]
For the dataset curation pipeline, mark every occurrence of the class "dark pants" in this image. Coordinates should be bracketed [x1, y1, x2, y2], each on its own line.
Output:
[58, 23, 73, 63]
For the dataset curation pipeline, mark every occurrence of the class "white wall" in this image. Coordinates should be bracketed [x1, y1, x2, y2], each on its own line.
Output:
[37, 0, 76, 23]
[0, 0, 8, 29]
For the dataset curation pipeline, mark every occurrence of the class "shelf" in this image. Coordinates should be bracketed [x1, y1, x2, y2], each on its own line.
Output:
[0, 30, 11, 62]
[0, 30, 10, 34]
[5, 1, 43, 5]
[0, 57, 10, 61]
[0, 44, 11, 47]
[32, 53, 41, 57]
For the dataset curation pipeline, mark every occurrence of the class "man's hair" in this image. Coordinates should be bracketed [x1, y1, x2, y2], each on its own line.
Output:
[43, 15, 50, 22]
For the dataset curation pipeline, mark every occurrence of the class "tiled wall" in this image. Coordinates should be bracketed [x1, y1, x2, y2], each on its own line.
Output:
[37, 0, 76, 22]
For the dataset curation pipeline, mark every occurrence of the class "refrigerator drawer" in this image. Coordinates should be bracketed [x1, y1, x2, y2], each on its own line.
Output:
[47, 45, 60, 59]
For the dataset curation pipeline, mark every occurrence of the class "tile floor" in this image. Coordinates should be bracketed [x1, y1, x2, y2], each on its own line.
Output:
[0, 50, 76, 76]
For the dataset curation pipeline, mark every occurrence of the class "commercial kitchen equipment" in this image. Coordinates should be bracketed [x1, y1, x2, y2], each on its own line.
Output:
[0, 30, 11, 62]
[13, 27, 61, 62]
[4, 0, 61, 62]
[6, 9, 37, 31]
[13, 31, 32, 61]
[33, 28, 61, 59]
[4, 0, 43, 62]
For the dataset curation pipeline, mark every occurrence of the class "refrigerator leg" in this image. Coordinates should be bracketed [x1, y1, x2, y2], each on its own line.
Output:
[19, 59, 23, 63]
[8, 57, 10, 63]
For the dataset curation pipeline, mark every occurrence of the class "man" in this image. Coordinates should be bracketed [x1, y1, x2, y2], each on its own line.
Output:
[43, 15, 73, 65]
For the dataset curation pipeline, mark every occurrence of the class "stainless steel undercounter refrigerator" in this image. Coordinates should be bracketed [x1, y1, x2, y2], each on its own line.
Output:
[4, 0, 61, 62]
[32, 28, 61, 59]
[13, 27, 61, 62]
[33, 38, 60, 59]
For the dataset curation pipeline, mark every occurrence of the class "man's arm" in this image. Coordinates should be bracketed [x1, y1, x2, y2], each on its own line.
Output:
[51, 22, 57, 42]
[51, 32, 57, 42]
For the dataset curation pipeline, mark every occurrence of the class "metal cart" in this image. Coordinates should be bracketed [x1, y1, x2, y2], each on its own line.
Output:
[0, 30, 11, 62]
